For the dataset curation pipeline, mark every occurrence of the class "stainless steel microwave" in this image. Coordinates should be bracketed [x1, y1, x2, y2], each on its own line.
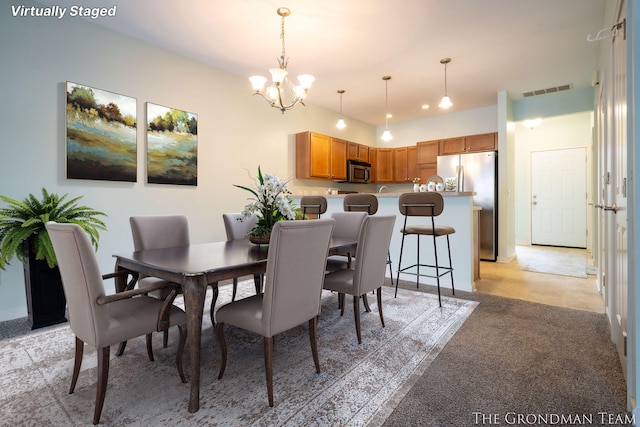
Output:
[346, 160, 371, 183]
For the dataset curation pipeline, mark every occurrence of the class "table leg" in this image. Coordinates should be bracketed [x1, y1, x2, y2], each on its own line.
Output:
[182, 274, 208, 413]
[253, 274, 262, 294]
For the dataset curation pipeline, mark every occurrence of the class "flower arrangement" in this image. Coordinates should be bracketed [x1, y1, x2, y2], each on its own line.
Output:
[235, 166, 296, 238]
[412, 177, 421, 184]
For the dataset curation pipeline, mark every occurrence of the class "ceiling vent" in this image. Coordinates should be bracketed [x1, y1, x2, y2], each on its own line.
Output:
[522, 84, 572, 97]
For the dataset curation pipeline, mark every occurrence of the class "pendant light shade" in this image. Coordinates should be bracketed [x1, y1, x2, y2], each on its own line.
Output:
[336, 89, 346, 129]
[438, 58, 453, 109]
[381, 76, 392, 141]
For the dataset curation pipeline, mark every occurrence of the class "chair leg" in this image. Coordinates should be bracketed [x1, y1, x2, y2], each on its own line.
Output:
[93, 346, 110, 425]
[215, 322, 227, 380]
[210, 282, 219, 326]
[416, 235, 421, 289]
[353, 295, 362, 344]
[70, 336, 84, 394]
[115, 341, 127, 357]
[309, 316, 320, 373]
[146, 333, 155, 362]
[447, 235, 455, 295]
[387, 252, 394, 286]
[395, 232, 407, 298]
[163, 329, 169, 348]
[362, 294, 372, 312]
[176, 325, 187, 383]
[433, 235, 442, 307]
[377, 287, 385, 328]
[339, 293, 346, 316]
[264, 336, 274, 407]
[232, 277, 238, 301]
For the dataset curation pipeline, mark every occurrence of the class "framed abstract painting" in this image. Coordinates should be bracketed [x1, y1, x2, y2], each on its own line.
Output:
[65, 81, 137, 182]
[146, 103, 198, 186]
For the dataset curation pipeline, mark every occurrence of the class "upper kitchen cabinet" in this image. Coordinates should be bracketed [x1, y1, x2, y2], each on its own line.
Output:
[296, 131, 347, 180]
[347, 141, 370, 163]
[374, 148, 394, 183]
[393, 146, 418, 183]
[416, 140, 439, 182]
[438, 132, 497, 155]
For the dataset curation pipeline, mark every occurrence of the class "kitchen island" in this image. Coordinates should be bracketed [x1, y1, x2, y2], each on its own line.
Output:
[293, 192, 478, 292]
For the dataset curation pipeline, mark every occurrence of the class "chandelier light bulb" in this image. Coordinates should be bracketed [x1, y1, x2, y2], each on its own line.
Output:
[439, 95, 453, 109]
[381, 129, 392, 141]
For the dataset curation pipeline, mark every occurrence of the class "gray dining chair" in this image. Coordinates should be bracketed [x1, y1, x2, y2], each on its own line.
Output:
[129, 214, 190, 350]
[325, 211, 368, 272]
[343, 193, 394, 286]
[45, 222, 187, 425]
[323, 215, 396, 344]
[214, 218, 335, 407]
[208, 213, 262, 324]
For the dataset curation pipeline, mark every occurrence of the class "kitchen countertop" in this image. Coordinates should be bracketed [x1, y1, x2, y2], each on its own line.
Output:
[294, 191, 476, 198]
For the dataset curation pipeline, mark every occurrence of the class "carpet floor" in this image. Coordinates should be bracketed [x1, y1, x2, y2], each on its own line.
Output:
[0, 284, 476, 426]
[383, 281, 632, 427]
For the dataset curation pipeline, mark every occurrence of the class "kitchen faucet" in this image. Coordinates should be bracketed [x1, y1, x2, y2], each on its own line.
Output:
[378, 186, 389, 193]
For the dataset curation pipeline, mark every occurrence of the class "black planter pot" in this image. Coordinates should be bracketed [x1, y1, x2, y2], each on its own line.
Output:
[23, 242, 67, 329]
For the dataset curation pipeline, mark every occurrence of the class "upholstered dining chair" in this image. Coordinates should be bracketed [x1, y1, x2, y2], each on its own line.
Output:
[300, 195, 327, 219]
[323, 215, 395, 344]
[214, 218, 335, 407]
[207, 213, 262, 324]
[129, 214, 190, 350]
[45, 222, 187, 425]
[395, 192, 455, 306]
[343, 193, 394, 286]
[325, 211, 367, 272]
[222, 213, 259, 301]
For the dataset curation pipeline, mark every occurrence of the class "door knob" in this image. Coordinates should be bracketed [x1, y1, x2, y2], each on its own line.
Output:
[603, 204, 618, 213]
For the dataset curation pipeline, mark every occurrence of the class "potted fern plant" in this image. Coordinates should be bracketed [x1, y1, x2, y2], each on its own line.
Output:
[0, 188, 107, 329]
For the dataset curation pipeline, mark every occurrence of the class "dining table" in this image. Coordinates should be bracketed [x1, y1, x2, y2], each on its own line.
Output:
[113, 236, 357, 413]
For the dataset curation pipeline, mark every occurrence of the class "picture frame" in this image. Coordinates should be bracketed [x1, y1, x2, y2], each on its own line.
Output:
[444, 177, 458, 192]
[146, 103, 198, 186]
[65, 82, 137, 182]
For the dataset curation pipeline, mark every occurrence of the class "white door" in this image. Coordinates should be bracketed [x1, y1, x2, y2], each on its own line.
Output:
[531, 148, 587, 247]
[605, 7, 628, 380]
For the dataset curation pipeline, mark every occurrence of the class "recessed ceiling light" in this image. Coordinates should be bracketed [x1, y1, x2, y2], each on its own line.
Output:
[421, 104, 430, 110]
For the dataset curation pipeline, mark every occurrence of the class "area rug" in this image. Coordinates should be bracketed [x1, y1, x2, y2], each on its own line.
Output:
[0, 284, 476, 426]
[518, 245, 588, 278]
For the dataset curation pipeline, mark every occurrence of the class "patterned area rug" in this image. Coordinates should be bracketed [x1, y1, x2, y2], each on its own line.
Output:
[518, 245, 588, 278]
[0, 284, 476, 426]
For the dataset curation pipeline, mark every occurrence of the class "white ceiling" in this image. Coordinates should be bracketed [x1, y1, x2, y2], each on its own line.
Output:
[39, 0, 608, 126]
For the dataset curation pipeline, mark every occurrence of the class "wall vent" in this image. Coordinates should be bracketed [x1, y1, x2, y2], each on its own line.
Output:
[522, 84, 572, 97]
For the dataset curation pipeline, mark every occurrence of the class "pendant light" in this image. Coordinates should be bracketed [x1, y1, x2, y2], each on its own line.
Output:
[438, 58, 453, 109]
[336, 89, 346, 129]
[381, 76, 392, 141]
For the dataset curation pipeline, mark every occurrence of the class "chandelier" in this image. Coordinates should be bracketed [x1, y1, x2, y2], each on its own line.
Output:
[249, 7, 314, 114]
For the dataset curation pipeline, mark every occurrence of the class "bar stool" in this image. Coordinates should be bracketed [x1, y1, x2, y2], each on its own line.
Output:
[300, 195, 327, 219]
[395, 192, 455, 306]
[343, 194, 394, 286]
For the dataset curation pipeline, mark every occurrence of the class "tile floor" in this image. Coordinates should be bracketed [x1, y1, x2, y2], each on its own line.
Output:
[475, 245, 604, 313]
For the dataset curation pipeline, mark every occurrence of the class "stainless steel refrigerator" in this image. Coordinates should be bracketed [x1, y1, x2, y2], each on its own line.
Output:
[437, 151, 498, 261]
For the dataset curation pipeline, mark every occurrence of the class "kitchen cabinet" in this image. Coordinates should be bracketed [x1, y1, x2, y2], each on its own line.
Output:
[375, 148, 394, 183]
[347, 141, 370, 163]
[369, 147, 377, 182]
[393, 146, 418, 183]
[438, 132, 497, 155]
[417, 140, 438, 182]
[296, 132, 347, 180]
